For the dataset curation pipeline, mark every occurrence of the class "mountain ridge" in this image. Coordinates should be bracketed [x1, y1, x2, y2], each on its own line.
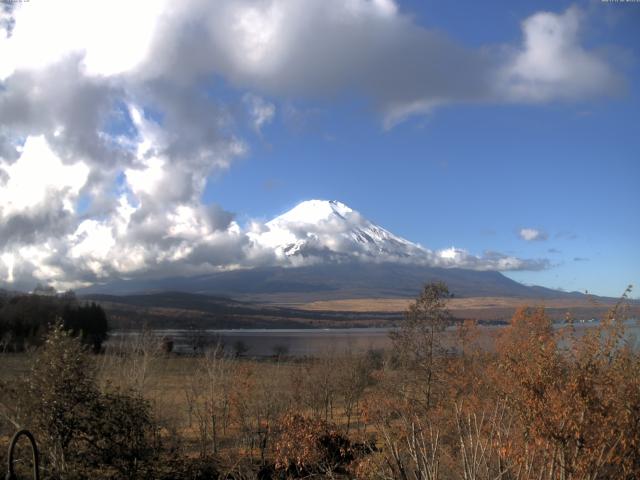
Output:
[79, 262, 585, 302]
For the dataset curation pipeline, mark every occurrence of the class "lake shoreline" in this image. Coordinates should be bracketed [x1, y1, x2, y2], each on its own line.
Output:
[107, 319, 639, 357]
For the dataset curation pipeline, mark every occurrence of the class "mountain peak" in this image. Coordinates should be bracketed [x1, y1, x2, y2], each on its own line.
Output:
[252, 199, 425, 262]
[270, 199, 353, 225]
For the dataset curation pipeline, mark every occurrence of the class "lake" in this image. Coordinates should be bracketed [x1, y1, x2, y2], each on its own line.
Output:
[108, 319, 640, 357]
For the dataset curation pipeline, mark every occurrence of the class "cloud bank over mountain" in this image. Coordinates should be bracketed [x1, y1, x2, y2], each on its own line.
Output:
[0, 1, 623, 289]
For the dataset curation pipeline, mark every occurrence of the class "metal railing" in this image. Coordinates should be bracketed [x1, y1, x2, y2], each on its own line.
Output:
[5, 429, 39, 480]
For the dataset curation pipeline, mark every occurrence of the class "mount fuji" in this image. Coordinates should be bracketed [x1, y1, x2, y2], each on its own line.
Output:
[247, 199, 543, 272]
[80, 199, 574, 301]
[249, 200, 427, 264]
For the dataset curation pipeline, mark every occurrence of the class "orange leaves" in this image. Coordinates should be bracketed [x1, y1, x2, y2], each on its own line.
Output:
[490, 302, 640, 479]
[273, 412, 355, 476]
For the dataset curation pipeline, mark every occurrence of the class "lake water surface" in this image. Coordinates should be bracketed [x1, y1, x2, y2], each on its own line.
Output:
[109, 319, 639, 357]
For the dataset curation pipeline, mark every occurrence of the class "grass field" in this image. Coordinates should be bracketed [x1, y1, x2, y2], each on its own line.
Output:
[297, 296, 625, 312]
[294, 295, 640, 321]
[1, 348, 380, 473]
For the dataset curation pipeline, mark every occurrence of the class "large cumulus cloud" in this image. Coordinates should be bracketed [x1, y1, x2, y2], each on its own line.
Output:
[134, 1, 623, 126]
[0, 1, 624, 289]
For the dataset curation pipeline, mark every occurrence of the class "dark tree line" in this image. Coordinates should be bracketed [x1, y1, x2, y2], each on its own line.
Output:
[0, 291, 108, 353]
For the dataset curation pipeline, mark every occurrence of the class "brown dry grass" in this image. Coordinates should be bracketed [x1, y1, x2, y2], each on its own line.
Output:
[296, 296, 624, 313]
[293, 296, 640, 323]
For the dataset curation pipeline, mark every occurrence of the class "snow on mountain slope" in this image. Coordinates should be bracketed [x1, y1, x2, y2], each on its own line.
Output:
[249, 200, 548, 272]
[250, 200, 426, 263]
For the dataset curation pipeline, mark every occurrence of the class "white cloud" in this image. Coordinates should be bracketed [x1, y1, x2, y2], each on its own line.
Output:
[0, 135, 89, 216]
[135, 1, 622, 124]
[0, 69, 247, 288]
[0, 0, 169, 79]
[243, 93, 276, 133]
[518, 228, 548, 242]
[433, 248, 548, 271]
[500, 7, 623, 102]
[139, 0, 493, 125]
[0, 253, 15, 283]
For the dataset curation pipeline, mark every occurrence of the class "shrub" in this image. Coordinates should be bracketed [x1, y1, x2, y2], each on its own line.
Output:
[18, 323, 157, 479]
[494, 303, 640, 479]
[274, 413, 355, 477]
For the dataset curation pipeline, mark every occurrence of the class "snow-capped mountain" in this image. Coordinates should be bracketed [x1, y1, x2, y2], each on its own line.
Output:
[78, 200, 567, 300]
[79, 199, 555, 299]
[249, 200, 428, 263]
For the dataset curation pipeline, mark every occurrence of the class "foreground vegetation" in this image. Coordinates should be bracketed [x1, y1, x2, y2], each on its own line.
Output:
[0, 283, 638, 479]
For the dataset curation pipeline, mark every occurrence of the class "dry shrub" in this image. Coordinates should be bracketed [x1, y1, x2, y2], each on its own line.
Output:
[10, 323, 158, 479]
[274, 413, 356, 477]
[493, 297, 640, 479]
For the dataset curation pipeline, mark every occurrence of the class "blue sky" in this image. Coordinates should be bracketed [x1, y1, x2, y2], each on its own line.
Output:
[0, 0, 638, 296]
[203, 1, 640, 296]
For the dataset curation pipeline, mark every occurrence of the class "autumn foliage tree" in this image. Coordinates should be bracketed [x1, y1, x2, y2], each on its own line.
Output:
[494, 299, 640, 479]
[390, 281, 451, 411]
[366, 285, 640, 480]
